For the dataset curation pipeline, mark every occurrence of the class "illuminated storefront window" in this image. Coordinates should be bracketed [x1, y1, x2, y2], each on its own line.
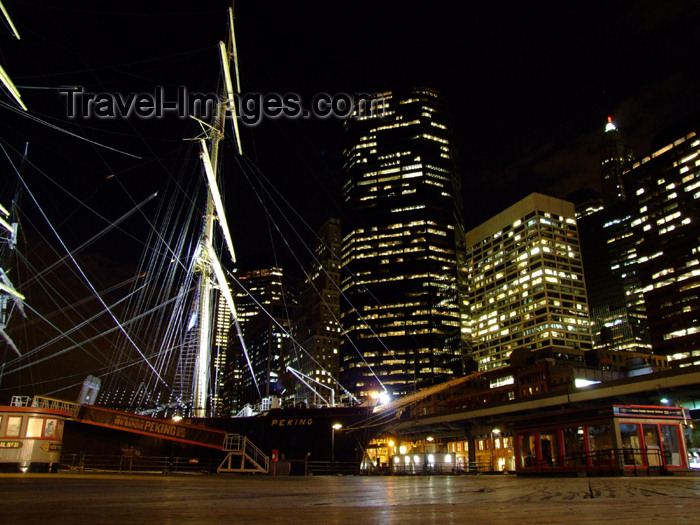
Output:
[519, 433, 536, 468]
[620, 423, 643, 466]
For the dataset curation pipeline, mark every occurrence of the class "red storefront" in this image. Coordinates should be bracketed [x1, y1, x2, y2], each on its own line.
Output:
[512, 405, 691, 474]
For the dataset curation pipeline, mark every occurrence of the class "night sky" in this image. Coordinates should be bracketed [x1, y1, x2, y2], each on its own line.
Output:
[2, 1, 699, 269]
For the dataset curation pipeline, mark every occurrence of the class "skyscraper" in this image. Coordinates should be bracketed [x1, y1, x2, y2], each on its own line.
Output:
[622, 113, 700, 367]
[210, 294, 231, 415]
[575, 201, 650, 354]
[291, 217, 342, 404]
[601, 116, 633, 207]
[571, 118, 650, 355]
[463, 193, 592, 371]
[340, 87, 464, 399]
[224, 267, 295, 410]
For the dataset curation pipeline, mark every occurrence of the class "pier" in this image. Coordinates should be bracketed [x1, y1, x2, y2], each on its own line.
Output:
[2, 472, 699, 524]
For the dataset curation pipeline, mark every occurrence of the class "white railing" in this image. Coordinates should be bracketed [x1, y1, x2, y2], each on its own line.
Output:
[234, 404, 255, 418]
[10, 395, 31, 407]
[31, 396, 81, 416]
[242, 437, 268, 472]
[8, 395, 80, 417]
[223, 433, 243, 451]
[219, 433, 269, 474]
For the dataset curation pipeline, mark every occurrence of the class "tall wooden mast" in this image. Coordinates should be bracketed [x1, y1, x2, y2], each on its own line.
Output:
[191, 4, 245, 417]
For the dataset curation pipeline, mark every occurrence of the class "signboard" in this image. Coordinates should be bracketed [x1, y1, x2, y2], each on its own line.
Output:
[0, 440, 22, 449]
[613, 406, 687, 418]
[76, 406, 227, 449]
[270, 418, 313, 427]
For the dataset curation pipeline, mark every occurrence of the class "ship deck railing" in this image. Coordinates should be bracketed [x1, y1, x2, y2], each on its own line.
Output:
[10, 395, 32, 407]
[11, 395, 81, 417]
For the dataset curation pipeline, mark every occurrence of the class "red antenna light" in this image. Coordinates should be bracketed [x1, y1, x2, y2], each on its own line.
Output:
[607, 116, 613, 123]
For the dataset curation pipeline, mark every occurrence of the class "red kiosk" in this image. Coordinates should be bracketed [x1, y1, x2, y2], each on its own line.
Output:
[512, 404, 691, 474]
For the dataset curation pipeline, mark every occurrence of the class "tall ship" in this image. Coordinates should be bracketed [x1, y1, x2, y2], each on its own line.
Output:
[0, 4, 388, 473]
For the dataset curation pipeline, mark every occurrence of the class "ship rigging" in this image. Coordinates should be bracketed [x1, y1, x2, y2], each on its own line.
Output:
[0, 3, 395, 421]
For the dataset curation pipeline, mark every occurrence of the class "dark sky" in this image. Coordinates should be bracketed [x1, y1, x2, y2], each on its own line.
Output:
[1, 0, 699, 269]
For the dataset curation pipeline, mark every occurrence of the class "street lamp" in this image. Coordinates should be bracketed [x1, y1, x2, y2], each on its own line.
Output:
[422, 436, 434, 473]
[169, 415, 183, 473]
[491, 428, 501, 473]
[387, 439, 395, 471]
[331, 423, 342, 474]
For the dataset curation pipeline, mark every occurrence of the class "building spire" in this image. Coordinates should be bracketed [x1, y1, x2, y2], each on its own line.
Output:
[600, 115, 631, 206]
[605, 115, 617, 132]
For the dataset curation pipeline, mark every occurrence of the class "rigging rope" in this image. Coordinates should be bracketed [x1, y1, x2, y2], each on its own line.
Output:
[236, 154, 390, 392]
[2, 145, 172, 392]
[0, 100, 141, 158]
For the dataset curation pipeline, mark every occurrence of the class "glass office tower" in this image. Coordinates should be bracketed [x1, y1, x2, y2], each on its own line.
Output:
[340, 88, 464, 399]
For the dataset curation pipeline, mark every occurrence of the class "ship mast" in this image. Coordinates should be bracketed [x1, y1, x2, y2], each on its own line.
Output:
[1, 199, 25, 357]
[191, 118, 221, 418]
[191, 4, 244, 417]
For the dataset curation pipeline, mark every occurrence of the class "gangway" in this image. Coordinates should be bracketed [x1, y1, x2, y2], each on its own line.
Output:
[217, 433, 269, 474]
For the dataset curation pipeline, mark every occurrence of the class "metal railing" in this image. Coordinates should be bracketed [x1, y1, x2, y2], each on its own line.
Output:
[31, 395, 81, 416]
[222, 433, 269, 472]
[370, 460, 491, 476]
[274, 459, 494, 476]
[218, 433, 269, 473]
[520, 447, 668, 476]
[59, 454, 219, 474]
[9, 395, 80, 417]
[305, 460, 361, 476]
[355, 448, 674, 477]
[10, 396, 31, 407]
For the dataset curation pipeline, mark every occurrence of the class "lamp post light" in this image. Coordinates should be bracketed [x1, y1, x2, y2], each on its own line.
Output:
[491, 428, 501, 473]
[331, 423, 342, 474]
[425, 436, 434, 473]
[169, 415, 183, 473]
[387, 439, 395, 472]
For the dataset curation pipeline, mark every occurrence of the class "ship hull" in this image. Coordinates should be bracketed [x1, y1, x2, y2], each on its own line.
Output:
[187, 405, 375, 465]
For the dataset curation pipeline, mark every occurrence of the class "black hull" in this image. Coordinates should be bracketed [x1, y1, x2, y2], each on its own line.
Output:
[187, 406, 375, 464]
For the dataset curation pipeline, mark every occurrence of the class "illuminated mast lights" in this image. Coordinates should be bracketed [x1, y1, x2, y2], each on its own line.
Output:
[0, 1, 26, 111]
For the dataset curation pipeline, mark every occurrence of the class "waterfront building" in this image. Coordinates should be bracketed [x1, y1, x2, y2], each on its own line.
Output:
[340, 87, 464, 399]
[462, 193, 592, 372]
[367, 356, 691, 474]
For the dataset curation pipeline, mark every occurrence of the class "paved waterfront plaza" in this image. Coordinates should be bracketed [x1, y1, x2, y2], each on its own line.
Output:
[1, 473, 699, 524]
